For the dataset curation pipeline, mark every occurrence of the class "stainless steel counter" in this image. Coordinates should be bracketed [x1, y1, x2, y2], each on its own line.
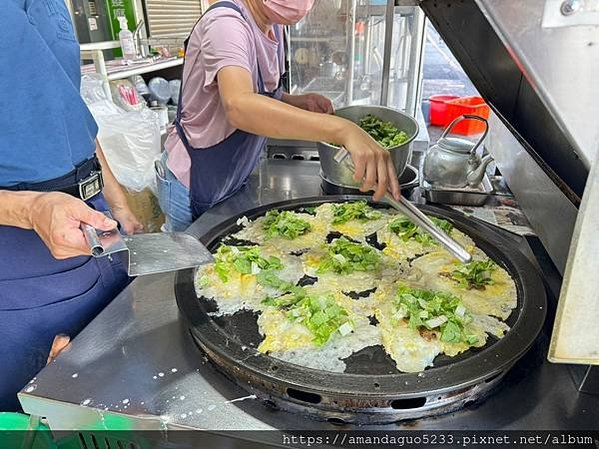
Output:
[19, 160, 598, 432]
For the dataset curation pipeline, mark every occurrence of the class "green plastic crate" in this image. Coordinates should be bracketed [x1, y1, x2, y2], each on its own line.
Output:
[0, 413, 148, 449]
[0, 412, 56, 449]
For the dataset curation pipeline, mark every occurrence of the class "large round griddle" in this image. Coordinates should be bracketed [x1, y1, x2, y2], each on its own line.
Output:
[176, 196, 546, 423]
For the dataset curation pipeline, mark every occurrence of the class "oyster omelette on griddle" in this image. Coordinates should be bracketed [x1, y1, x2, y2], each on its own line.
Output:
[195, 201, 517, 373]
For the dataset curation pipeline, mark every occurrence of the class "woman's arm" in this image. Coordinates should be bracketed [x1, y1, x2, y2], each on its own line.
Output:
[218, 67, 400, 201]
[96, 141, 144, 235]
[281, 92, 335, 114]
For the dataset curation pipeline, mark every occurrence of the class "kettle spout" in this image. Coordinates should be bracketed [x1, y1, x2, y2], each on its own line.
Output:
[467, 154, 494, 187]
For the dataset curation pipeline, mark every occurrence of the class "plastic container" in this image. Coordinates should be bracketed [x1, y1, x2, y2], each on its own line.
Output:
[445, 96, 490, 134]
[428, 95, 490, 134]
[168, 79, 181, 105]
[118, 17, 136, 61]
[150, 105, 169, 130]
[148, 77, 171, 104]
[429, 95, 458, 126]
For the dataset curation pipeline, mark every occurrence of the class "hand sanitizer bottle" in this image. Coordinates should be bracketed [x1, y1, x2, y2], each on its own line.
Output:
[118, 17, 136, 61]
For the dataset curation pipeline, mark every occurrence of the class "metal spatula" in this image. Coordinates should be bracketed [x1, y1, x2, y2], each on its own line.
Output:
[81, 223, 214, 276]
[333, 148, 472, 263]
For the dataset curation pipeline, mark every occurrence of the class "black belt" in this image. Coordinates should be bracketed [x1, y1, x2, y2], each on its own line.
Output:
[1, 156, 104, 201]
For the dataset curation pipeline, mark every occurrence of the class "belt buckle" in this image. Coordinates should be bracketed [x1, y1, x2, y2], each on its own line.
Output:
[79, 171, 104, 201]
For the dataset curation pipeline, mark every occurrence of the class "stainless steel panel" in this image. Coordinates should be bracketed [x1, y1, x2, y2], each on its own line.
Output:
[475, 0, 599, 167]
[487, 112, 578, 274]
[423, 175, 494, 207]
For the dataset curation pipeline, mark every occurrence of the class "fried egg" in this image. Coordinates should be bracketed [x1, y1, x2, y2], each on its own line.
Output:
[409, 251, 517, 320]
[195, 201, 518, 374]
[301, 244, 392, 293]
[195, 250, 304, 316]
[314, 203, 391, 241]
[378, 215, 476, 262]
[233, 212, 329, 252]
[376, 301, 442, 373]
[257, 290, 381, 373]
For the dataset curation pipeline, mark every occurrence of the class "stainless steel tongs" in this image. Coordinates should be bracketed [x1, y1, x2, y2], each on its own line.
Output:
[333, 148, 472, 263]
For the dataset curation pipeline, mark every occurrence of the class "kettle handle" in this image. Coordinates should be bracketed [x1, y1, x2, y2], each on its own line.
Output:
[440, 114, 489, 154]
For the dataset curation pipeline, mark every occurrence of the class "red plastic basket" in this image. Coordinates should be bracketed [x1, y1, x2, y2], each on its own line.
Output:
[428, 95, 490, 135]
[429, 95, 458, 126]
[445, 96, 490, 135]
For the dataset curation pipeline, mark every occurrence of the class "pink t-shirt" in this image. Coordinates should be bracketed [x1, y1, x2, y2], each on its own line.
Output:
[164, 0, 285, 188]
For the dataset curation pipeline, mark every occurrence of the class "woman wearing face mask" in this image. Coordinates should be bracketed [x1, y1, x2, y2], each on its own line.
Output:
[157, 0, 401, 230]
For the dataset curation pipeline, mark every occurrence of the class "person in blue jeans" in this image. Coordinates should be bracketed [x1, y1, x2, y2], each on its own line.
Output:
[0, 0, 143, 411]
[156, 0, 402, 231]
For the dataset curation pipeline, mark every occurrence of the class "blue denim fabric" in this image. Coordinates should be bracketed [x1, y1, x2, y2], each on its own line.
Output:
[155, 152, 193, 232]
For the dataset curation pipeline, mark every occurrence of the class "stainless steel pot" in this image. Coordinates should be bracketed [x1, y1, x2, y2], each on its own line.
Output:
[317, 105, 419, 188]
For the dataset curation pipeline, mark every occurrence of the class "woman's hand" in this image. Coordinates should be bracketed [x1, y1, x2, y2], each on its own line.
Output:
[95, 142, 143, 234]
[283, 93, 334, 114]
[29, 192, 118, 259]
[340, 124, 402, 202]
[111, 205, 144, 235]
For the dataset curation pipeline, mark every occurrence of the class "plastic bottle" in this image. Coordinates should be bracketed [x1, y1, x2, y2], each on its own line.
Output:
[118, 17, 136, 61]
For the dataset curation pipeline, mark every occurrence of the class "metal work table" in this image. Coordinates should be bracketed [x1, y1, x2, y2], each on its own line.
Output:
[19, 160, 598, 432]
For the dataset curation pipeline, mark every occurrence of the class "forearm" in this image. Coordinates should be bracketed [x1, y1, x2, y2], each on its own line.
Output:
[280, 92, 301, 108]
[96, 140, 128, 210]
[225, 93, 349, 144]
[0, 190, 41, 229]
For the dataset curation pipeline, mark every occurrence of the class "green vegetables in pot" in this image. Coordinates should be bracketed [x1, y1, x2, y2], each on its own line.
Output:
[359, 114, 409, 148]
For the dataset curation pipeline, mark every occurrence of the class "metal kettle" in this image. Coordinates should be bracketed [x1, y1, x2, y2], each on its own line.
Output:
[423, 115, 492, 188]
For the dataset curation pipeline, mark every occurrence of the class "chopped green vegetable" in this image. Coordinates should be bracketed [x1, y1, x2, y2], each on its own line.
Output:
[263, 288, 353, 346]
[447, 259, 497, 290]
[393, 284, 478, 345]
[359, 114, 409, 148]
[262, 210, 312, 240]
[256, 271, 305, 298]
[198, 275, 210, 287]
[332, 200, 382, 225]
[261, 286, 307, 309]
[388, 216, 453, 245]
[213, 245, 283, 283]
[317, 237, 381, 275]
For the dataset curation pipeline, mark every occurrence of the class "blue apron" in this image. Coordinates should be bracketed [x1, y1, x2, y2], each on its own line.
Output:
[174, 1, 284, 219]
[0, 194, 128, 411]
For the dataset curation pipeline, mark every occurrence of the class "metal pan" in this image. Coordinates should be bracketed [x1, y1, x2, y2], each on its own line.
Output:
[176, 196, 546, 423]
[317, 105, 419, 185]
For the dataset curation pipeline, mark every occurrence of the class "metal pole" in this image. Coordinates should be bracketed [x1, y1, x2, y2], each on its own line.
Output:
[346, 0, 357, 105]
[380, 0, 395, 106]
[405, 9, 426, 116]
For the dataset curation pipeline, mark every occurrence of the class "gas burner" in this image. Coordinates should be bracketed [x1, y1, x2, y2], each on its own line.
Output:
[321, 165, 420, 196]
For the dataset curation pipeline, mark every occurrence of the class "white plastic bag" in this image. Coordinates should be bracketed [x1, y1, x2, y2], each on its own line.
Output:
[81, 74, 161, 192]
